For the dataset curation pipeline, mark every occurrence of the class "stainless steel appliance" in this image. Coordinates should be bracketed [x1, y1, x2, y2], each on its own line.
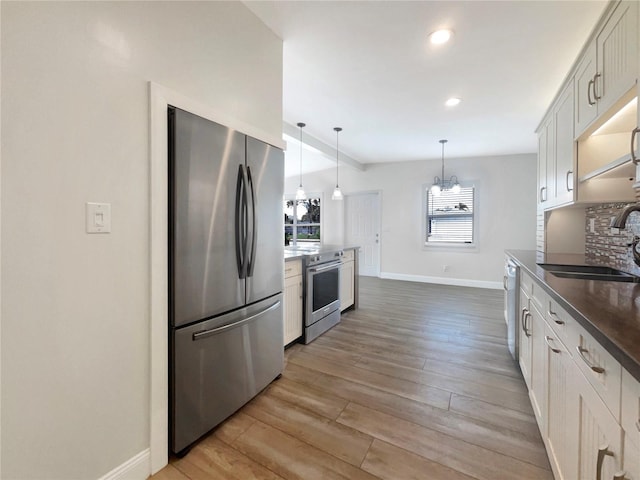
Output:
[304, 250, 342, 343]
[504, 258, 519, 360]
[168, 106, 284, 455]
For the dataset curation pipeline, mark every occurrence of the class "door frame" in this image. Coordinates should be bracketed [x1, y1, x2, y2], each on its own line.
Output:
[344, 190, 382, 277]
[148, 82, 284, 474]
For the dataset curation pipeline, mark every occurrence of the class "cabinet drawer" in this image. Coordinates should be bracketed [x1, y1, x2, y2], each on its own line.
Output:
[622, 369, 640, 446]
[284, 259, 302, 278]
[520, 270, 534, 297]
[546, 297, 572, 347]
[520, 270, 547, 313]
[569, 320, 622, 420]
[342, 249, 355, 262]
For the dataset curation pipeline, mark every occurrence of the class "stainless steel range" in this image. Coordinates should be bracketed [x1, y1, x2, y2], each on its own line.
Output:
[304, 250, 343, 343]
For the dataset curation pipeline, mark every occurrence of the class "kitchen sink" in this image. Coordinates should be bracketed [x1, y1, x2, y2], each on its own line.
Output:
[537, 263, 640, 283]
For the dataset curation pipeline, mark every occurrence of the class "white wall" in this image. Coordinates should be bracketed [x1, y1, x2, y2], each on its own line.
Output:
[285, 153, 537, 285]
[1, 2, 282, 479]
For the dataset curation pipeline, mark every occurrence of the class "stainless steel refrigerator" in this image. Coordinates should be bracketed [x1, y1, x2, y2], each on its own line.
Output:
[168, 106, 284, 455]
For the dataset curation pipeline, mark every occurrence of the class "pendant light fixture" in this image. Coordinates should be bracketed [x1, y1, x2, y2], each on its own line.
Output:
[430, 139, 460, 196]
[295, 122, 307, 200]
[331, 127, 344, 200]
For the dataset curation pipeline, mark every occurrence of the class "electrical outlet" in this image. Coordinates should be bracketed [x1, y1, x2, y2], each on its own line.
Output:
[589, 218, 595, 234]
[443, 265, 449, 272]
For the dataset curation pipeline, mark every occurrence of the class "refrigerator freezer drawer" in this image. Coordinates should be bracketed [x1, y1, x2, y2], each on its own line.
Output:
[170, 295, 283, 454]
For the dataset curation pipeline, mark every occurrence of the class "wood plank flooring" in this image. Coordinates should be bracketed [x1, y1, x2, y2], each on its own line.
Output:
[152, 277, 552, 480]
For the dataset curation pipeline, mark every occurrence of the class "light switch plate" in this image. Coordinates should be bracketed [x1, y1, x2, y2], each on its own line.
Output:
[86, 202, 111, 233]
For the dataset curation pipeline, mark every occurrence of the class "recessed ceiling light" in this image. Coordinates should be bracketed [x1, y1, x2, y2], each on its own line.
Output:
[445, 97, 461, 107]
[429, 29, 453, 45]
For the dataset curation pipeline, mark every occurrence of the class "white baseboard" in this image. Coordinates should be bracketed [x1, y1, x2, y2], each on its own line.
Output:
[97, 449, 150, 480]
[379, 272, 502, 290]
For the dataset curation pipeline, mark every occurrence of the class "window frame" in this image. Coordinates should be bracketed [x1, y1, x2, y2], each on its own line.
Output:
[284, 193, 323, 245]
[422, 183, 478, 250]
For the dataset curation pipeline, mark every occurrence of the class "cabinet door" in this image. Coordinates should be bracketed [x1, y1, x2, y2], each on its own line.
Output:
[530, 304, 546, 434]
[283, 274, 302, 345]
[575, 43, 598, 138]
[596, 0, 638, 115]
[554, 81, 575, 206]
[538, 120, 549, 206]
[545, 322, 578, 480]
[340, 260, 354, 311]
[573, 366, 623, 480]
[519, 288, 533, 388]
[538, 116, 555, 207]
[623, 433, 640, 480]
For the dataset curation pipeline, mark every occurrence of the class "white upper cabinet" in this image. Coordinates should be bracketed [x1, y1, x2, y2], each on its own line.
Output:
[554, 81, 576, 206]
[538, 115, 551, 207]
[575, 43, 599, 136]
[538, 0, 639, 211]
[537, 81, 574, 209]
[596, 1, 639, 117]
[575, 1, 638, 139]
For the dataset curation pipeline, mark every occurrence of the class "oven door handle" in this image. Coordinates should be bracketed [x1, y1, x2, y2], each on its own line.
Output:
[308, 262, 342, 273]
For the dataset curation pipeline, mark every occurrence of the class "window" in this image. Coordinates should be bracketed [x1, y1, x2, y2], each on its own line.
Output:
[284, 196, 321, 244]
[425, 186, 475, 245]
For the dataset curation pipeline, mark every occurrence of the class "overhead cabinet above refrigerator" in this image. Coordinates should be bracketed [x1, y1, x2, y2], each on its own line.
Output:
[168, 106, 284, 455]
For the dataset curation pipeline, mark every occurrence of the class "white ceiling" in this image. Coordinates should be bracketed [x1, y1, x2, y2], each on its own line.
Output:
[244, 0, 608, 176]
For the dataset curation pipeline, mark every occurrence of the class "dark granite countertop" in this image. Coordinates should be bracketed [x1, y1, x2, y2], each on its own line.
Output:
[506, 249, 640, 382]
[284, 244, 359, 261]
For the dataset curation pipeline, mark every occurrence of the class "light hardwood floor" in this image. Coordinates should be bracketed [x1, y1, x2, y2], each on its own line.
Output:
[152, 277, 553, 480]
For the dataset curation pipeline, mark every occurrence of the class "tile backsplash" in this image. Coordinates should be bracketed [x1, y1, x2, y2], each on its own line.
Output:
[585, 202, 640, 275]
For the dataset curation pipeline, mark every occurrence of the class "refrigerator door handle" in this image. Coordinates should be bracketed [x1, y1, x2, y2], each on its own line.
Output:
[246, 165, 257, 277]
[192, 300, 281, 341]
[235, 164, 248, 278]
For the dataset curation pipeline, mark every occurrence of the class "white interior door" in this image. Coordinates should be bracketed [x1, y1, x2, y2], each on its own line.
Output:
[344, 192, 380, 277]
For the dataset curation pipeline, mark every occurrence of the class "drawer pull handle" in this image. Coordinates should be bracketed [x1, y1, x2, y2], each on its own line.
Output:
[544, 335, 561, 354]
[548, 308, 565, 325]
[596, 445, 613, 480]
[613, 472, 627, 480]
[576, 346, 605, 374]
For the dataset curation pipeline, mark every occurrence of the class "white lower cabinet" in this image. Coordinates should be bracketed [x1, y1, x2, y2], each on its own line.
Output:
[518, 269, 634, 480]
[340, 250, 355, 311]
[623, 434, 640, 480]
[530, 303, 547, 433]
[573, 363, 623, 479]
[622, 369, 640, 479]
[283, 260, 303, 346]
[519, 288, 533, 388]
[544, 322, 577, 480]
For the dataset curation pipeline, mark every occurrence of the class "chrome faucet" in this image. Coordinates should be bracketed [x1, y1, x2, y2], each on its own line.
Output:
[612, 203, 640, 228]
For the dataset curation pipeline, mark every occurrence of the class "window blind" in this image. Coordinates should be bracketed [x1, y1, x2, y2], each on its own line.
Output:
[426, 187, 474, 243]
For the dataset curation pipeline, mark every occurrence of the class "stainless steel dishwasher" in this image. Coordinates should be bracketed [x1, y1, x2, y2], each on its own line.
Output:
[504, 258, 519, 360]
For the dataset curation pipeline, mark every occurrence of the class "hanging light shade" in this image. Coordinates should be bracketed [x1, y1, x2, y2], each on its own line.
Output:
[332, 127, 343, 200]
[430, 139, 460, 196]
[295, 122, 307, 200]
